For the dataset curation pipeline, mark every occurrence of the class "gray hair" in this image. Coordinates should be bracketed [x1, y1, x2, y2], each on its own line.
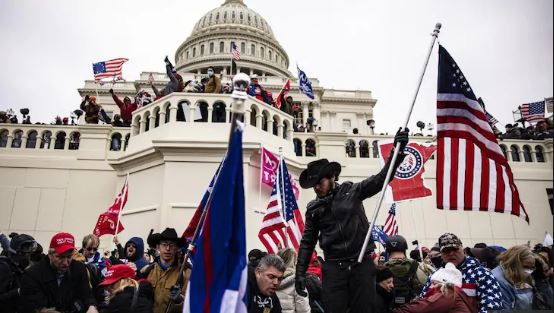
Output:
[256, 254, 286, 273]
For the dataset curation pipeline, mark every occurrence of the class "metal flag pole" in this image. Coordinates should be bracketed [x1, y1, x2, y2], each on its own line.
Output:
[278, 146, 289, 247]
[111, 173, 128, 257]
[358, 23, 442, 263]
[166, 73, 250, 313]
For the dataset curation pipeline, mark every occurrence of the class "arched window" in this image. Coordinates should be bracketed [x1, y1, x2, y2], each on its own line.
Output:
[510, 145, 520, 162]
[535, 145, 545, 163]
[522, 145, 532, 162]
[224, 11, 227, 21]
[262, 111, 269, 131]
[54, 131, 66, 149]
[260, 47, 265, 59]
[345, 139, 356, 157]
[124, 134, 130, 151]
[26, 130, 38, 148]
[240, 12, 243, 21]
[268, 50, 272, 61]
[293, 138, 302, 156]
[359, 140, 369, 158]
[251, 44, 255, 56]
[69, 132, 80, 150]
[372, 140, 380, 158]
[200, 44, 205, 56]
[0, 129, 8, 147]
[220, 41, 225, 53]
[197, 102, 209, 122]
[305, 139, 316, 157]
[248, 14, 251, 24]
[500, 144, 508, 159]
[232, 11, 235, 21]
[192, 47, 196, 57]
[216, 12, 220, 22]
[40, 131, 52, 149]
[110, 133, 122, 151]
[213, 102, 227, 123]
[11, 130, 23, 148]
[272, 116, 279, 136]
[209, 13, 213, 23]
[186, 50, 189, 59]
[283, 121, 289, 140]
[241, 42, 246, 53]
[250, 105, 258, 127]
[209, 42, 214, 54]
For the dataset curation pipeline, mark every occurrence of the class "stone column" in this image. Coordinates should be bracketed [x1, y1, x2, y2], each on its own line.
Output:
[64, 137, 70, 150]
[267, 117, 274, 134]
[244, 108, 252, 126]
[139, 120, 147, 133]
[302, 103, 309, 127]
[286, 127, 293, 141]
[6, 135, 13, 148]
[277, 123, 284, 138]
[313, 102, 321, 127]
[159, 111, 167, 126]
[35, 137, 42, 149]
[190, 106, 196, 123]
[149, 115, 157, 130]
[256, 114, 263, 129]
[506, 148, 512, 162]
[169, 103, 178, 123]
[49, 136, 56, 150]
[226, 106, 232, 123]
[207, 105, 214, 123]
[20, 136, 28, 149]
[301, 142, 306, 157]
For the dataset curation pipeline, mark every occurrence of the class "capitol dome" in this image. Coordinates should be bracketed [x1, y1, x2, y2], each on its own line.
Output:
[174, 0, 291, 78]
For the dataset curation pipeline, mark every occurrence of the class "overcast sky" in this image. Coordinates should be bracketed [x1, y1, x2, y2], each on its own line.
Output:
[0, 0, 552, 133]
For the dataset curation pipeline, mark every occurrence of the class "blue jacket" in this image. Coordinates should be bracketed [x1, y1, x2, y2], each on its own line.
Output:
[491, 265, 533, 310]
[125, 237, 149, 273]
[420, 256, 502, 313]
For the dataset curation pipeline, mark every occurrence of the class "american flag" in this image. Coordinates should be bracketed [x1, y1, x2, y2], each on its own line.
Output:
[520, 101, 546, 123]
[93, 58, 128, 81]
[383, 203, 398, 236]
[436, 45, 528, 222]
[258, 160, 304, 254]
[231, 42, 241, 61]
[485, 111, 498, 126]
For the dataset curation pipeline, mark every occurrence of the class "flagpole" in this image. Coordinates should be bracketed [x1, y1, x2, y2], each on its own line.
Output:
[410, 201, 424, 263]
[258, 145, 263, 215]
[278, 146, 289, 248]
[358, 23, 441, 263]
[111, 173, 128, 257]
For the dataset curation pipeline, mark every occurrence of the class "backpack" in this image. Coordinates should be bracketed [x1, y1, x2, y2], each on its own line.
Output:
[386, 259, 419, 306]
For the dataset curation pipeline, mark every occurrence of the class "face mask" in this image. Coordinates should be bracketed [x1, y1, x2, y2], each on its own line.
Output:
[523, 269, 534, 276]
[207, 70, 214, 77]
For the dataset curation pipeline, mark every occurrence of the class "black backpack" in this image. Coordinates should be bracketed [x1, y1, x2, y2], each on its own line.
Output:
[388, 259, 419, 307]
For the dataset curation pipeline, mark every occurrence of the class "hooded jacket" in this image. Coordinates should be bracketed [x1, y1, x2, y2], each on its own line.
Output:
[393, 287, 477, 313]
[112, 94, 138, 124]
[275, 268, 311, 313]
[125, 237, 149, 273]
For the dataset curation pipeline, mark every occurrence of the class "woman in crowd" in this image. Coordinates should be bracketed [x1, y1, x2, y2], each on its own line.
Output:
[393, 263, 476, 313]
[99, 264, 154, 313]
[491, 245, 537, 310]
[374, 267, 395, 313]
[276, 248, 311, 313]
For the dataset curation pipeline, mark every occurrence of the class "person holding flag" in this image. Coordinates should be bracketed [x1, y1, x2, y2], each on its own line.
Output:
[295, 129, 409, 313]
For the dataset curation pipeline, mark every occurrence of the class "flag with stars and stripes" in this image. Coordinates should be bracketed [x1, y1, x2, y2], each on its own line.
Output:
[231, 41, 241, 61]
[92, 58, 128, 81]
[520, 101, 546, 123]
[258, 159, 305, 254]
[485, 111, 498, 126]
[436, 45, 528, 223]
[383, 203, 398, 236]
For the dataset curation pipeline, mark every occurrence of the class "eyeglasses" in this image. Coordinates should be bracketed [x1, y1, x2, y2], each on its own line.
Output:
[159, 242, 176, 249]
[86, 247, 99, 252]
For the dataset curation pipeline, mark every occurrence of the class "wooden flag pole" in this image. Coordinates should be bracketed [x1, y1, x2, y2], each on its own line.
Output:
[358, 23, 442, 263]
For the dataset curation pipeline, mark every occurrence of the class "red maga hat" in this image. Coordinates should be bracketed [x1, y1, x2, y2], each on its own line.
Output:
[99, 264, 136, 286]
[49, 232, 75, 255]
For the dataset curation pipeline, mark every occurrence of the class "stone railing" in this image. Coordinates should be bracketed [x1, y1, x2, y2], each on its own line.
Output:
[0, 124, 131, 155]
[130, 92, 295, 141]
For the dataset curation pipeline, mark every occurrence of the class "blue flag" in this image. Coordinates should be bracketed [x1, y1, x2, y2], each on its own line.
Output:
[297, 65, 315, 99]
[184, 124, 247, 313]
[372, 226, 388, 247]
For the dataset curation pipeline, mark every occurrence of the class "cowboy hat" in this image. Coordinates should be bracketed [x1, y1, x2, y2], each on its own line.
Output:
[299, 159, 341, 189]
[147, 228, 185, 247]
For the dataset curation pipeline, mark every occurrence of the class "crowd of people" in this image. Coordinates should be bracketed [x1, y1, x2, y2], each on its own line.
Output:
[497, 119, 554, 140]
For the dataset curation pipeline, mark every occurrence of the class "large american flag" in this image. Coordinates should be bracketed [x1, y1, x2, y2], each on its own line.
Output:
[93, 58, 128, 81]
[520, 101, 546, 123]
[258, 160, 304, 254]
[436, 45, 528, 222]
[383, 203, 398, 236]
[231, 42, 241, 61]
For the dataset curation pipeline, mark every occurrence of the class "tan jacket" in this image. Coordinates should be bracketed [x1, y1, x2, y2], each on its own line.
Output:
[147, 262, 191, 313]
[205, 76, 222, 93]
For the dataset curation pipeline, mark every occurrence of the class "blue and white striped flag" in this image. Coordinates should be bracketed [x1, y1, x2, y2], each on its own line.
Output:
[372, 226, 388, 247]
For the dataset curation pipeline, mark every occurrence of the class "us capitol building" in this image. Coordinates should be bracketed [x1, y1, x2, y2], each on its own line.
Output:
[1, 0, 552, 251]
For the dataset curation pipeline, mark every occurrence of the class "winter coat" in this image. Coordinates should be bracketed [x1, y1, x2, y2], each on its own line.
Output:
[112, 94, 138, 124]
[275, 268, 311, 313]
[19, 257, 96, 313]
[296, 157, 398, 278]
[125, 237, 149, 274]
[393, 288, 477, 313]
[247, 266, 283, 313]
[491, 265, 534, 310]
[146, 261, 190, 313]
[205, 75, 222, 93]
[374, 285, 394, 313]
[248, 83, 272, 104]
[0, 256, 25, 312]
[101, 282, 154, 313]
[80, 99, 101, 124]
[420, 257, 501, 313]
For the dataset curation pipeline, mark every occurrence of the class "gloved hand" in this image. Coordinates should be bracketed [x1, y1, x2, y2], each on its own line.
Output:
[295, 275, 308, 297]
[393, 127, 409, 153]
[109, 88, 114, 95]
[84, 95, 89, 101]
[169, 285, 183, 304]
[164, 56, 170, 64]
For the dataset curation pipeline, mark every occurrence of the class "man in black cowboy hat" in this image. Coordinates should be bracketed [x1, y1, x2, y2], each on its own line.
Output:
[295, 128, 409, 313]
[143, 228, 190, 313]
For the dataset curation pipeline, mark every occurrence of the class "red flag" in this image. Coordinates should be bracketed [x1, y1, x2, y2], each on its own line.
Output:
[107, 177, 128, 215]
[93, 212, 124, 237]
[379, 142, 436, 202]
[275, 79, 291, 109]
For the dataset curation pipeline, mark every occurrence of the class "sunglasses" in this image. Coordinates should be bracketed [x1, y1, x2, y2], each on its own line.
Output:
[86, 246, 99, 252]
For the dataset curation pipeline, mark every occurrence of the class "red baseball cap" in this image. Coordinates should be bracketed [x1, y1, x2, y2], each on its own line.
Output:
[99, 264, 136, 286]
[49, 232, 76, 254]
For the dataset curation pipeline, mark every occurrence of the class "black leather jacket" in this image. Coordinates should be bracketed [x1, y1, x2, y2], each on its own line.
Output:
[297, 154, 403, 277]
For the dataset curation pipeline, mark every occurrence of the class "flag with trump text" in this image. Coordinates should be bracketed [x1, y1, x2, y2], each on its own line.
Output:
[93, 58, 128, 81]
[184, 124, 247, 313]
[379, 142, 436, 202]
[260, 147, 300, 199]
[93, 176, 128, 236]
[258, 159, 305, 254]
[436, 45, 528, 222]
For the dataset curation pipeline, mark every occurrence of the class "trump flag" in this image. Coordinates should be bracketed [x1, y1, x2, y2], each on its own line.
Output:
[379, 142, 436, 202]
